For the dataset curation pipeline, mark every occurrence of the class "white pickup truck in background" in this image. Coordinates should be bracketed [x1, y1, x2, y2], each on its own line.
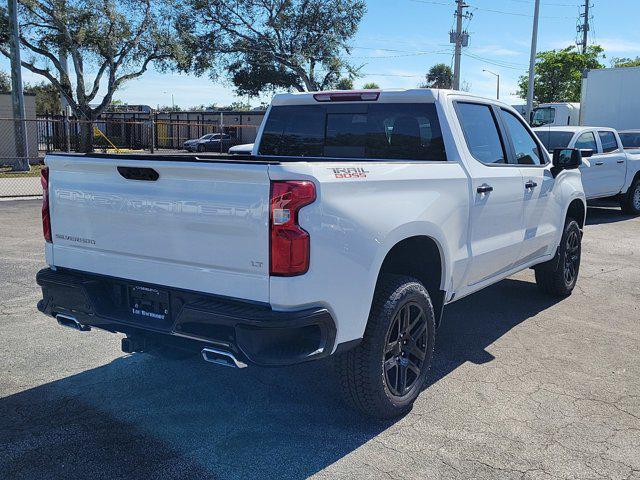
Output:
[37, 89, 587, 419]
[534, 126, 640, 215]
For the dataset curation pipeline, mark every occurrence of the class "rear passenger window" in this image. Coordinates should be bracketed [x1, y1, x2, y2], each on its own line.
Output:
[500, 109, 544, 165]
[259, 103, 447, 161]
[456, 103, 506, 164]
[598, 131, 619, 153]
[575, 132, 597, 151]
[259, 105, 324, 157]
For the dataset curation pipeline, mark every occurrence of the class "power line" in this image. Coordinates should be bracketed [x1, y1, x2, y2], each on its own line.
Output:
[463, 52, 526, 70]
[502, 0, 578, 7]
[410, 0, 574, 19]
[360, 72, 424, 78]
[465, 50, 529, 66]
[351, 47, 453, 59]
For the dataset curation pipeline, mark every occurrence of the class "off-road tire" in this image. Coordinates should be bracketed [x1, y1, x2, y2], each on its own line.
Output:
[335, 275, 436, 419]
[620, 178, 640, 215]
[534, 219, 582, 296]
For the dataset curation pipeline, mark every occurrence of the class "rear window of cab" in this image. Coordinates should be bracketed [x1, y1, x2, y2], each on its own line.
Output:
[258, 103, 447, 161]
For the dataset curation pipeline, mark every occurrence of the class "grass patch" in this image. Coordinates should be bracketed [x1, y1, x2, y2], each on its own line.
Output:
[0, 164, 44, 179]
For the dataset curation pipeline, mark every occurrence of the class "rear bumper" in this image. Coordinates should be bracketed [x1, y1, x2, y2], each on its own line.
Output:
[36, 268, 336, 366]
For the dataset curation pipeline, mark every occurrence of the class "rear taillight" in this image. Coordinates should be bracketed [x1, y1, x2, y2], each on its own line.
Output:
[270, 181, 316, 276]
[41, 166, 52, 243]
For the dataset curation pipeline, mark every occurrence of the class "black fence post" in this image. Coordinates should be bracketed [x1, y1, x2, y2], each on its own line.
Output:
[149, 115, 155, 154]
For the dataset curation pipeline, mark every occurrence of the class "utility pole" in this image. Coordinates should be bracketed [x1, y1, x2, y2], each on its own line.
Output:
[577, 2, 591, 54]
[451, 0, 471, 90]
[8, 0, 29, 171]
[526, 0, 541, 123]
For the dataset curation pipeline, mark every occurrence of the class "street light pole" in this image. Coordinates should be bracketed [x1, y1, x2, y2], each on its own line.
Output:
[483, 69, 500, 99]
[526, 0, 541, 122]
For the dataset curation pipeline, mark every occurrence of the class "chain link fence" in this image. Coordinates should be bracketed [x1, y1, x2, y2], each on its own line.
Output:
[0, 112, 262, 198]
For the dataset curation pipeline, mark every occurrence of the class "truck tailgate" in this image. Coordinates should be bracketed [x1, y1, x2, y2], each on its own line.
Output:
[46, 155, 270, 303]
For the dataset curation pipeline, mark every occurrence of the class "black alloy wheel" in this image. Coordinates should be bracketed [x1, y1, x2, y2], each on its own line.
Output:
[563, 228, 580, 287]
[383, 301, 428, 399]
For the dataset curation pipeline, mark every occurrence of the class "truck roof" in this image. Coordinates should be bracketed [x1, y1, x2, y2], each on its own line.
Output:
[270, 88, 514, 108]
[532, 126, 616, 133]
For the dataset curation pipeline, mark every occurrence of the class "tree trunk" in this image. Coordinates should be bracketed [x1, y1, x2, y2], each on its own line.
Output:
[78, 120, 94, 153]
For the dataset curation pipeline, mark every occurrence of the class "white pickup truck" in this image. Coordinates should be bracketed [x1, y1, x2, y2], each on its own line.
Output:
[37, 89, 587, 419]
[534, 126, 640, 215]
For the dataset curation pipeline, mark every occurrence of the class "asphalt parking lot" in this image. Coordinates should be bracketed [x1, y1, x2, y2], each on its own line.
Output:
[1, 199, 639, 480]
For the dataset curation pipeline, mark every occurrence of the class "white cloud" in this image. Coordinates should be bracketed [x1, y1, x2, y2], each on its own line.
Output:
[597, 38, 640, 54]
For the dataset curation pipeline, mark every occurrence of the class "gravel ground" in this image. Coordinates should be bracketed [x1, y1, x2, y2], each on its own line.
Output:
[1, 199, 639, 480]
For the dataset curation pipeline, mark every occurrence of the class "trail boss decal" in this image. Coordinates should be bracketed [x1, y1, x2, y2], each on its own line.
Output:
[330, 167, 369, 179]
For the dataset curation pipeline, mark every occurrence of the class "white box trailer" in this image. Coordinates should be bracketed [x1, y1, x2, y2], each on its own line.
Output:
[531, 103, 580, 127]
[580, 66, 640, 130]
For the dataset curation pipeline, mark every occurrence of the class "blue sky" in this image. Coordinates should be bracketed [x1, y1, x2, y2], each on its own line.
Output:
[4, 0, 640, 108]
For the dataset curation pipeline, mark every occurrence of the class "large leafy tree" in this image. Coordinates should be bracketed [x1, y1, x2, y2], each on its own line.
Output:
[335, 77, 353, 90]
[24, 81, 61, 114]
[176, 0, 366, 96]
[0, 0, 183, 151]
[517, 45, 604, 103]
[420, 63, 452, 89]
[611, 57, 640, 68]
[0, 70, 10, 91]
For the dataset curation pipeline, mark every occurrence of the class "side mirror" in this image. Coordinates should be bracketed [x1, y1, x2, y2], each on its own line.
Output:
[552, 148, 582, 177]
[579, 149, 594, 158]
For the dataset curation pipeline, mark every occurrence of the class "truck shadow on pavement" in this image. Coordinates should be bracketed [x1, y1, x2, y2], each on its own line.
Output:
[1, 278, 561, 480]
[586, 205, 637, 225]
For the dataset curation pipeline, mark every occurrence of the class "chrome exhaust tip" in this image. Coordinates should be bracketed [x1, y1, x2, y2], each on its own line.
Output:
[56, 314, 91, 332]
[201, 347, 247, 369]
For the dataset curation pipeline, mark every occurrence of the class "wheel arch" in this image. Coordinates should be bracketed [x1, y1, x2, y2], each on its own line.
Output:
[629, 170, 640, 191]
[622, 167, 640, 194]
[375, 235, 447, 328]
[566, 197, 587, 229]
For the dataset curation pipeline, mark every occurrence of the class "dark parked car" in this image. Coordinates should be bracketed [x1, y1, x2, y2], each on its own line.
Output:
[183, 134, 237, 153]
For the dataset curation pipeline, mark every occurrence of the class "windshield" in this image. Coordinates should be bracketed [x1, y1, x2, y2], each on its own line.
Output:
[535, 130, 574, 151]
[259, 103, 447, 161]
[531, 107, 556, 127]
[619, 132, 640, 149]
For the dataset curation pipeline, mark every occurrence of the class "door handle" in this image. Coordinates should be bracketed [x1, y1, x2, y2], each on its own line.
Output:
[525, 180, 538, 190]
[594, 161, 605, 166]
[477, 184, 493, 194]
[617, 160, 625, 164]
